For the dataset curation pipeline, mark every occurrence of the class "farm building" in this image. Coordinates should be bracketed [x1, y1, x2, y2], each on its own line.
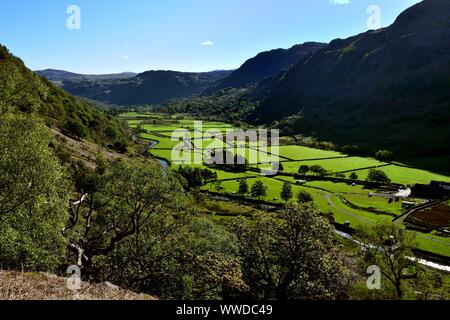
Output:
[430, 181, 450, 191]
[411, 181, 450, 199]
[402, 201, 416, 211]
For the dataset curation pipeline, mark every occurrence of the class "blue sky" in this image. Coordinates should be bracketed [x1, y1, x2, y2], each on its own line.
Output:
[0, 0, 422, 74]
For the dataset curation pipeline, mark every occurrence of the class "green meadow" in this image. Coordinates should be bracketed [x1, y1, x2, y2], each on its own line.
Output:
[120, 113, 450, 257]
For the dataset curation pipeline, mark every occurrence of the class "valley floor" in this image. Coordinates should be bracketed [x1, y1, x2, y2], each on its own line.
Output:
[121, 112, 450, 260]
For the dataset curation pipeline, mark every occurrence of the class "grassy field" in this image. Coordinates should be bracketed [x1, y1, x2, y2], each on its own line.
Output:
[276, 145, 344, 160]
[355, 166, 450, 185]
[120, 113, 450, 258]
[281, 157, 387, 174]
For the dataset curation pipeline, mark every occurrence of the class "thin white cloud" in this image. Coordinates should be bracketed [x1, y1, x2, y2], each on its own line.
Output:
[121, 54, 129, 60]
[201, 40, 215, 47]
[330, 0, 351, 5]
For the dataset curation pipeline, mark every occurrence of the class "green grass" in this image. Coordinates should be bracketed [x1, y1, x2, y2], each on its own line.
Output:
[355, 165, 450, 185]
[281, 157, 387, 175]
[140, 133, 180, 149]
[123, 113, 450, 258]
[119, 112, 162, 118]
[276, 145, 344, 160]
[413, 232, 450, 257]
[204, 176, 394, 225]
[276, 177, 403, 216]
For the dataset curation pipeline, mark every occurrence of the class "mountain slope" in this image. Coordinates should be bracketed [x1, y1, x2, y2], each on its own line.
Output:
[205, 42, 325, 93]
[0, 45, 128, 147]
[41, 69, 232, 106]
[251, 0, 450, 156]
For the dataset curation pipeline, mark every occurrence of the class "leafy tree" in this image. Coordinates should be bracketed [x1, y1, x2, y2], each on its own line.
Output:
[0, 45, 129, 147]
[375, 150, 394, 162]
[176, 166, 218, 190]
[238, 179, 249, 195]
[65, 118, 87, 139]
[0, 50, 48, 114]
[64, 158, 189, 269]
[297, 190, 314, 203]
[251, 181, 267, 199]
[415, 269, 444, 300]
[214, 179, 223, 191]
[232, 203, 350, 299]
[111, 141, 129, 153]
[209, 150, 248, 172]
[349, 172, 359, 180]
[98, 216, 244, 300]
[356, 223, 417, 299]
[0, 113, 69, 270]
[335, 172, 346, 179]
[309, 165, 328, 177]
[366, 169, 391, 184]
[280, 182, 293, 202]
[342, 145, 359, 155]
[298, 165, 309, 175]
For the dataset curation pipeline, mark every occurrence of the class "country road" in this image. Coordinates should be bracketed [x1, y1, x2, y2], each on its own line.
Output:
[322, 193, 373, 224]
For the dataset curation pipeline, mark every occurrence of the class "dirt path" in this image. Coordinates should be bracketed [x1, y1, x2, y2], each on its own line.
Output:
[322, 194, 373, 224]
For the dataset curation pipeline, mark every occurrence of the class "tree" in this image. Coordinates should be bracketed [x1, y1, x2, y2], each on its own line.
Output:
[366, 169, 391, 184]
[415, 269, 444, 300]
[98, 216, 244, 300]
[0, 52, 48, 114]
[176, 166, 218, 190]
[297, 190, 314, 203]
[349, 172, 359, 180]
[64, 158, 190, 269]
[356, 223, 417, 299]
[342, 145, 359, 155]
[238, 179, 249, 195]
[65, 118, 87, 139]
[0, 112, 69, 271]
[298, 165, 309, 176]
[251, 181, 267, 199]
[335, 172, 346, 179]
[280, 182, 293, 202]
[309, 165, 327, 177]
[375, 150, 394, 162]
[232, 203, 350, 300]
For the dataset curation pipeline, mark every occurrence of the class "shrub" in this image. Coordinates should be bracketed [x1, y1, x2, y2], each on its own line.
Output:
[65, 118, 87, 139]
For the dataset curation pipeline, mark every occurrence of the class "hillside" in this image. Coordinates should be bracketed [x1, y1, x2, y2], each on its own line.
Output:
[0, 271, 155, 300]
[36, 69, 137, 85]
[41, 69, 232, 106]
[205, 42, 325, 94]
[249, 0, 450, 157]
[0, 45, 128, 148]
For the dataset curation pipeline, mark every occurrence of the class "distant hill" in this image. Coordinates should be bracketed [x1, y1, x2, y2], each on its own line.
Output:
[39, 69, 232, 106]
[250, 0, 450, 157]
[205, 42, 325, 94]
[36, 69, 137, 83]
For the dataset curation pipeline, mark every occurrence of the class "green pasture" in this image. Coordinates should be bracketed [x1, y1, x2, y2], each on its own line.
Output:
[355, 165, 450, 185]
[122, 113, 450, 257]
[276, 145, 344, 160]
[281, 157, 388, 174]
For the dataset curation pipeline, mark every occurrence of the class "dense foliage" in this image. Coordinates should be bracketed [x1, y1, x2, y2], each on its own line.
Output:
[0, 45, 128, 148]
[0, 112, 69, 270]
[232, 203, 351, 299]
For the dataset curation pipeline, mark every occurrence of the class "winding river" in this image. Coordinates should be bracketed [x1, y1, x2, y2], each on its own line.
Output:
[335, 230, 450, 272]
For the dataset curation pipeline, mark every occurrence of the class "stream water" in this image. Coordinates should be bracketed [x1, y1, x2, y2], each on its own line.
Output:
[335, 230, 450, 272]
